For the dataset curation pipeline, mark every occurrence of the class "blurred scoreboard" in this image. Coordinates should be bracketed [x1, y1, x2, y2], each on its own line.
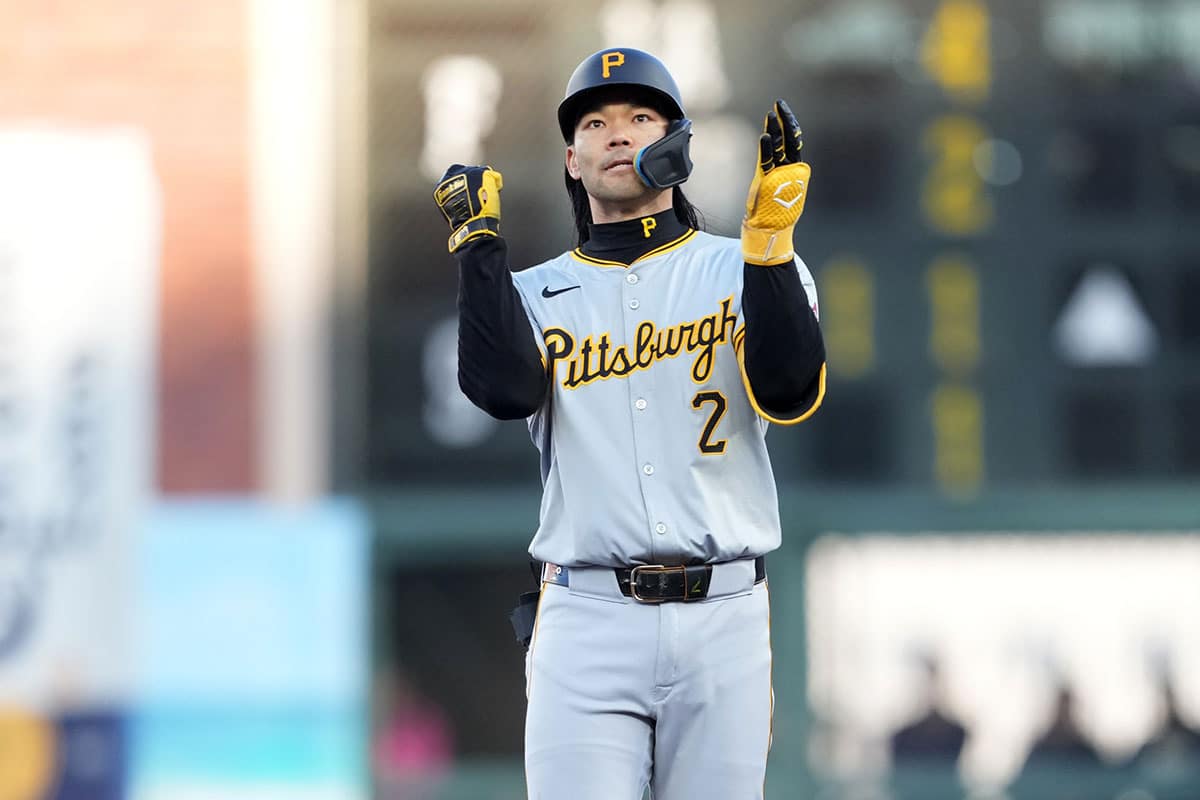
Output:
[366, 0, 1200, 494]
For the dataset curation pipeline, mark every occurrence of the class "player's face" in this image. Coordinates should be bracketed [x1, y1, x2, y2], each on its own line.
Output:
[566, 101, 670, 206]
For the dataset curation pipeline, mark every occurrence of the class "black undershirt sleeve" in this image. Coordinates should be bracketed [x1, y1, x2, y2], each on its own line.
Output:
[741, 260, 826, 418]
[455, 236, 547, 420]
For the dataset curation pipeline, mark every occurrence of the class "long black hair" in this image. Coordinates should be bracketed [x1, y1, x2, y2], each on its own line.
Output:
[565, 170, 703, 247]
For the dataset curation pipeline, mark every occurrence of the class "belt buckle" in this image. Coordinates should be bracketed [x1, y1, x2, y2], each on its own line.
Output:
[629, 564, 684, 603]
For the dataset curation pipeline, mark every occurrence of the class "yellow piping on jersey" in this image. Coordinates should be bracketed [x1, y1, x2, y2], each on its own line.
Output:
[733, 329, 827, 424]
[766, 582, 775, 768]
[525, 582, 548, 701]
[569, 228, 697, 268]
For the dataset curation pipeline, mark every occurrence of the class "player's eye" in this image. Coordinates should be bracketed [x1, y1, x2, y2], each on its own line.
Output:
[583, 118, 604, 129]
[634, 113, 651, 122]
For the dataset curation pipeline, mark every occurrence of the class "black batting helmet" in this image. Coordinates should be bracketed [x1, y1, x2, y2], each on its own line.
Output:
[557, 48, 686, 142]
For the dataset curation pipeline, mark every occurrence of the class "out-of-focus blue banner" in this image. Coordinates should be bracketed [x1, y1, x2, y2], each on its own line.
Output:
[131, 499, 370, 800]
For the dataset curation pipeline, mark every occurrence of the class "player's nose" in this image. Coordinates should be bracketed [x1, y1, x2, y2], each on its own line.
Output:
[606, 124, 632, 147]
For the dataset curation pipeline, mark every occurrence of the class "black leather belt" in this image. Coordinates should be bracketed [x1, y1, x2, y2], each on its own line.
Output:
[541, 556, 766, 603]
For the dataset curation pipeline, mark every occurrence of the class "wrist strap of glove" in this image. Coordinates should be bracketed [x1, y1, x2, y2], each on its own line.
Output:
[741, 222, 795, 266]
[448, 217, 500, 253]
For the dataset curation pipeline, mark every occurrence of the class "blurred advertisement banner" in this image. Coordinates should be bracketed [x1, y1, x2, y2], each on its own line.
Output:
[0, 127, 159, 799]
[132, 500, 369, 800]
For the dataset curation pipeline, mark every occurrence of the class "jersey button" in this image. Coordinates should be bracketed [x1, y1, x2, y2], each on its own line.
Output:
[626, 274, 639, 285]
[642, 463, 654, 476]
[655, 522, 667, 535]
[629, 299, 640, 310]
[635, 398, 647, 410]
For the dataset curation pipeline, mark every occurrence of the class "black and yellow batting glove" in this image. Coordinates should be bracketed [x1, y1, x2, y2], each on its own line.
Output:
[433, 164, 503, 253]
[741, 99, 812, 266]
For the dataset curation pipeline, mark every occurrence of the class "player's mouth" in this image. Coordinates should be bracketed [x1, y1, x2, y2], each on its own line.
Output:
[604, 158, 635, 171]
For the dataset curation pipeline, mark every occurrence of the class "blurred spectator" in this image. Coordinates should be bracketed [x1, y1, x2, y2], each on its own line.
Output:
[1025, 686, 1102, 767]
[890, 654, 967, 763]
[1133, 671, 1200, 781]
[372, 663, 454, 800]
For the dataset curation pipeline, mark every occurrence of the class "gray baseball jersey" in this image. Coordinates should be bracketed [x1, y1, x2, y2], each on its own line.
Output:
[511, 228, 822, 568]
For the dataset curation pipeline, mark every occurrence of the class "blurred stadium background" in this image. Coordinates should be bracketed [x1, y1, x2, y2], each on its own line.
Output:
[2, 0, 1199, 798]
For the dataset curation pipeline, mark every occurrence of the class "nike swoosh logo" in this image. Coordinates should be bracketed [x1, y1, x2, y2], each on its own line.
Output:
[542, 285, 581, 298]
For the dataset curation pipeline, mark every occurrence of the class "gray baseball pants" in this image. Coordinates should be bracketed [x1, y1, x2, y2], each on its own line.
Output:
[524, 562, 773, 799]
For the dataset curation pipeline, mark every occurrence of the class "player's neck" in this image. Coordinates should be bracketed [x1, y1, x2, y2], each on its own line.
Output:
[580, 208, 687, 263]
[587, 191, 673, 225]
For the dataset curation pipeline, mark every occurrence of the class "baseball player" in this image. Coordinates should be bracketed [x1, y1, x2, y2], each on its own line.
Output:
[435, 47, 825, 800]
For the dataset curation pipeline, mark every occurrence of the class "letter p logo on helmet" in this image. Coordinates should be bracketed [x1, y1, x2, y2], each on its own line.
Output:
[601, 51, 625, 78]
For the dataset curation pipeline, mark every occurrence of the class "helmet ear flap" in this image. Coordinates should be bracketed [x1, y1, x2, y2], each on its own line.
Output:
[634, 119, 694, 189]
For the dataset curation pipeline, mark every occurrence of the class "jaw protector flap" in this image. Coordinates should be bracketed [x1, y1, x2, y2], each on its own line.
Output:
[634, 118, 694, 190]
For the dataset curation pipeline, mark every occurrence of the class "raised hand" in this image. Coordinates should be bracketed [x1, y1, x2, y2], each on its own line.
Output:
[434, 164, 504, 253]
[741, 100, 812, 266]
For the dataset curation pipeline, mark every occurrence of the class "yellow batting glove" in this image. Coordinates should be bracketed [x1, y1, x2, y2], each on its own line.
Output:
[741, 99, 812, 266]
[433, 164, 503, 253]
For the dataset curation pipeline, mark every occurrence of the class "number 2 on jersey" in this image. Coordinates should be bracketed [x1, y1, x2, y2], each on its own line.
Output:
[692, 391, 728, 455]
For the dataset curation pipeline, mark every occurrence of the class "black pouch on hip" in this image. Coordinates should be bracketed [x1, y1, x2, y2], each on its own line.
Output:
[509, 590, 540, 651]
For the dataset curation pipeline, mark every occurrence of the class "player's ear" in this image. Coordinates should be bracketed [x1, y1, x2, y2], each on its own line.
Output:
[566, 145, 581, 180]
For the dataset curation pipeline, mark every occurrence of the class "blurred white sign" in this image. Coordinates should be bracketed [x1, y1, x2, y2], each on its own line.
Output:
[419, 56, 503, 182]
[807, 533, 1200, 790]
[1054, 265, 1157, 366]
[0, 127, 159, 710]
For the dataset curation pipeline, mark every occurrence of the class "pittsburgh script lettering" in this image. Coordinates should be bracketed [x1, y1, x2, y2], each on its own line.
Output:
[543, 296, 737, 388]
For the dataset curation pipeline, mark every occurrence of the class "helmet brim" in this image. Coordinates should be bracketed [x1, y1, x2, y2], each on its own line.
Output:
[557, 83, 685, 142]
